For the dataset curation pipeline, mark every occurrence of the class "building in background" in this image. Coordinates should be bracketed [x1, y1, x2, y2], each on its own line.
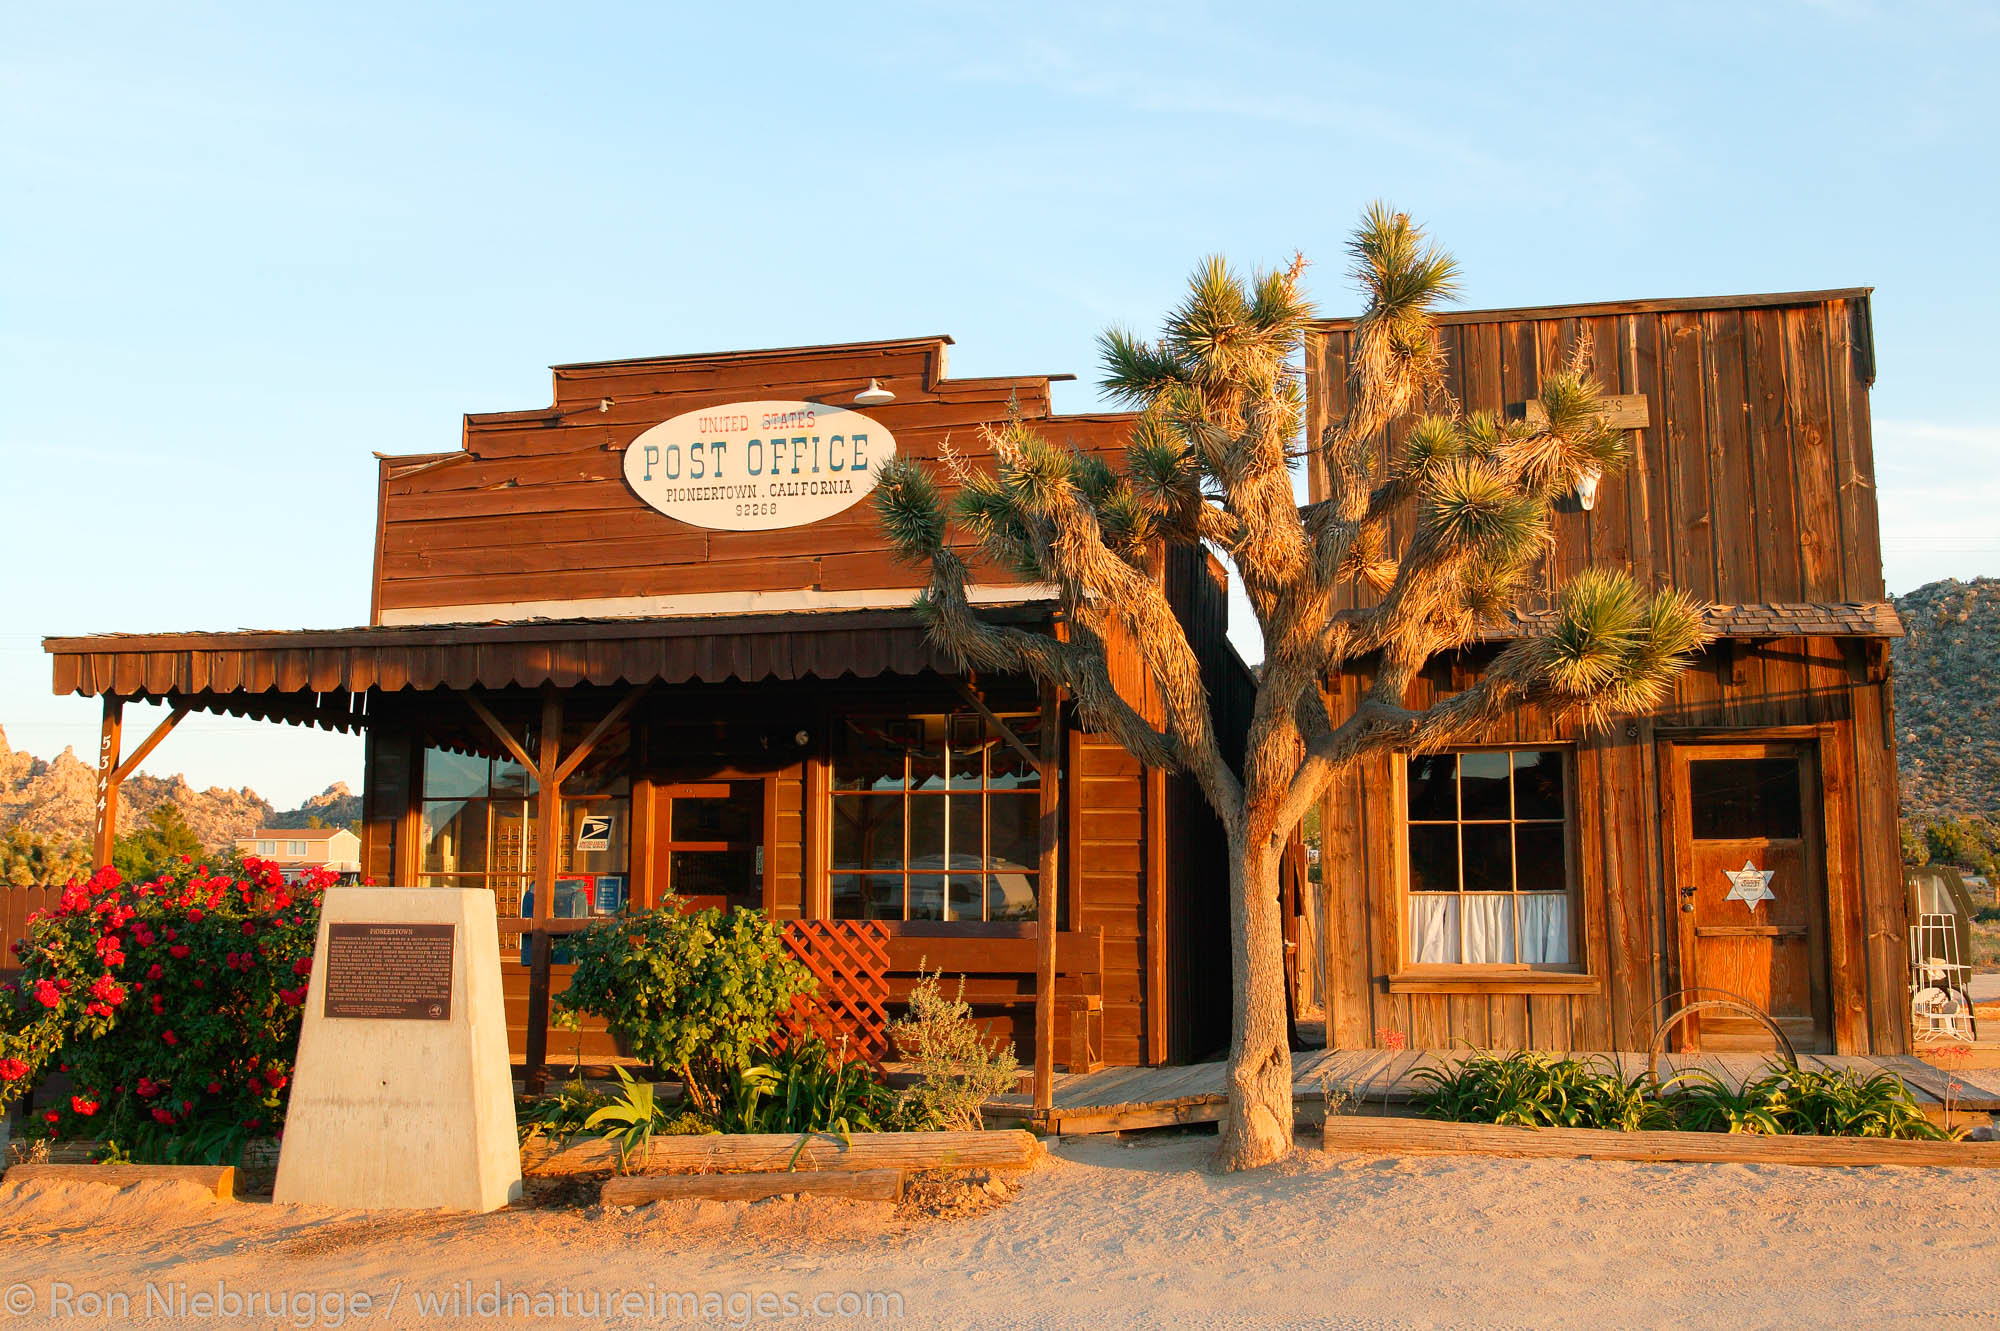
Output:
[234, 827, 362, 884]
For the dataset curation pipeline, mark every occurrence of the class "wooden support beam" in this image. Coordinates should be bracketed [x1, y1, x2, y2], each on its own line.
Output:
[951, 680, 1038, 771]
[92, 697, 123, 870]
[551, 683, 652, 788]
[111, 703, 190, 783]
[1033, 686, 1061, 1113]
[459, 691, 539, 775]
[524, 689, 563, 1095]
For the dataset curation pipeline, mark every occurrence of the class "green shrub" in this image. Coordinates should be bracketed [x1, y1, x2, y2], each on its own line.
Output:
[1670, 1065, 1948, 1139]
[552, 902, 814, 1118]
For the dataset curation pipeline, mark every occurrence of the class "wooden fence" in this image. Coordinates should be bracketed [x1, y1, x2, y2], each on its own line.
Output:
[0, 886, 63, 974]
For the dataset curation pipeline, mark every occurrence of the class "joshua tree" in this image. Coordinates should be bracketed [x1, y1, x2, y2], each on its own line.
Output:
[873, 206, 1709, 1171]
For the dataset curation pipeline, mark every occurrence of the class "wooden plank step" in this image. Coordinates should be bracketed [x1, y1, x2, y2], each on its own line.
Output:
[1323, 1116, 2000, 1169]
[601, 1169, 904, 1206]
[2, 1164, 235, 1199]
[525, 1129, 1039, 1177]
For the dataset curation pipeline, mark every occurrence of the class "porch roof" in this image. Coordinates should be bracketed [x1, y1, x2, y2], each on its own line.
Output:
[43, 605, 1051, 728]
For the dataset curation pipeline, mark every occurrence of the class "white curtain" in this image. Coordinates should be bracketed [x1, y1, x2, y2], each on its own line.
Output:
[1518, 892, 1570, 964]
[1410, 892, 1570, 965]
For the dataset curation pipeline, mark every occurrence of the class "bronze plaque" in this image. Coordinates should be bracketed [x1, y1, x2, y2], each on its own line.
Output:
[323, 922, 456, 1021]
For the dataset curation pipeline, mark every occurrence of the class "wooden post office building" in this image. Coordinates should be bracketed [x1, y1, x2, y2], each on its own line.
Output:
[45, 336, 1244, 1092]
[1306, 288, 1911, 1057]
[44, 285, 1911, 1082]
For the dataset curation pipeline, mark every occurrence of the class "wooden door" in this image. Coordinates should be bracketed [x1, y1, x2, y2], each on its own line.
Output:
[1666, 741, 1832, 1052]
[651, 781, 765, 913]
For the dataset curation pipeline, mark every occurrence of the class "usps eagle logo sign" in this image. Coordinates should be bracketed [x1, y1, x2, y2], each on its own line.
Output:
[1722, 860, 1777, 910]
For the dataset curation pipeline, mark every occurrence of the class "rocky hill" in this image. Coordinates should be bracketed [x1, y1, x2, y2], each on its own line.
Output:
[1893, 577, 2000, 821]
[0, 726, 356, 853]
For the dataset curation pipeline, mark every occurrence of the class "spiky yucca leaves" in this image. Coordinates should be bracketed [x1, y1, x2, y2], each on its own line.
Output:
[873, 206, 1711, 1174]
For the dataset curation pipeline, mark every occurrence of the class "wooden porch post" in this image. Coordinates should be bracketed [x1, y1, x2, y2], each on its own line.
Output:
[93, 697, 123, 871]
[525, 690, 563, 1094]
[1033, 686, 1061, 1114]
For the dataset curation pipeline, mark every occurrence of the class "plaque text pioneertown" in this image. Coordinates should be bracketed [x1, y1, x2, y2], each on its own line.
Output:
[622, 399, 897, 531]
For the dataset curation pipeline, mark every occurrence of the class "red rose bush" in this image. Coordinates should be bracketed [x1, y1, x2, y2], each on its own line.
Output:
[0, 857, 324, 1161]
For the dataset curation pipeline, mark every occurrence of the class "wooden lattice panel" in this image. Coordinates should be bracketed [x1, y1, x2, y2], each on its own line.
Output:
[780, 921, 892, 1064]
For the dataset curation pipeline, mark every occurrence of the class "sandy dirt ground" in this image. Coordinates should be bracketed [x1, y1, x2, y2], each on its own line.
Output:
[0, 1134, 1994, 1329]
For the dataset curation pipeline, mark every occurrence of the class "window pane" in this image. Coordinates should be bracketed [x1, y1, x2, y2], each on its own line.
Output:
[832, 718, 908, 791]
[422, 798, 488, 874]
[1515, 823, 1567, 892]
[671, 848, 758, 907]
[949, 714, 987, 785]
[561, 724, 630, 796]
[907, 873, 945, 921]
[948, 794, 983, 870]
[423, 749, 489, 800]
[832, 873, 902, 921]
[491, 801, 530, 874]
[1461, 823, 1512, 894]
[832, 795, 903, 870]
[988, 872, 1037, 922]
[491, 756, 533, 797]
[1689, 758, 1803, 840]
[1409, 824, 1458, 893]
[909, 717, 948, 791]
[947, 875, 983, 922]
[987, 714, 1041, 789]
[671, 792, 757, 845]
[1407, 753, 1456, 821]
[1460, 751, 1511, 820]
[989, 794, 1040, 872]
[564, 798, 628, 875]
[1513, 750, 1565, 821]
[908, 796, 946, 871]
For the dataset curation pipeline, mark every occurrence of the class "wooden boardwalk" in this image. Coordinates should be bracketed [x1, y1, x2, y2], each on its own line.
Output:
[986, 1048, 2000, 1135]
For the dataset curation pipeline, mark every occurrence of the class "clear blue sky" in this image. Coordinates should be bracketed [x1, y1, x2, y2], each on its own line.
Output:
[3, 2, 1996, 808]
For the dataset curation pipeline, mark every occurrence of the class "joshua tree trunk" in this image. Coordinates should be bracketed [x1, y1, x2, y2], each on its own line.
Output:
[1219, 831, 1293, 1169]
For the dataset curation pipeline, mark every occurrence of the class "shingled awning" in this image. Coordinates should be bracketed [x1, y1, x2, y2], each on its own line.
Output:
[43, 606, 1043, 731]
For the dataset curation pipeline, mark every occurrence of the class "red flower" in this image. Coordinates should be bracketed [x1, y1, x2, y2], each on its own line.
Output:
[43, 1111, 59, 1125]
[188, 908, 204, 923]
[0, 1058, 29, 1082]
[248, 1076, 263, 1093]
[161, 1030, 178, 1046]
[206, 1081, 222, 1094]
[266, 1071, 287, 1091]
[151, 1107, 175, 1125]
[241, 921, 257, 937]
[147, 964, 164, 981]
[163, 928, 177, 942]
[31, 979, 59, 1008]
[292, 957, 313, 976]
[136, 1076, 160, 1097]
[168, 945, 190, 959]
[69, 1096, 97, 1117]
[89, 975, 124, 1005]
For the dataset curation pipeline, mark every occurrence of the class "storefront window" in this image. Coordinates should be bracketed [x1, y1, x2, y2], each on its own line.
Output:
[830, 712, 1043, 923]
[1404, 748, 1574, 967]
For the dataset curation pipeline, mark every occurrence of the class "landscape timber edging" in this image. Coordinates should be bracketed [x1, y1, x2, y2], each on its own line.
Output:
[523, 1128, 1041, 1177]
[1322, 1115, 2000, 1169]
[0, 1163, 236, 1198]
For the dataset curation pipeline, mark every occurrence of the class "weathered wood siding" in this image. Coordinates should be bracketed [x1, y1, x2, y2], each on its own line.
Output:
[1319, 638, 1908, 1056]
[373, 337, 1136, 621]
[1305, 290, 1882, 607]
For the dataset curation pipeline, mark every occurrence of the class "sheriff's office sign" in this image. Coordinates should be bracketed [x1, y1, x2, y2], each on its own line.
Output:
[622, 400, 896, 531]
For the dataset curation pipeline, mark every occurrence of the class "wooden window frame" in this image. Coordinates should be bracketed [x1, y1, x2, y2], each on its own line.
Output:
[1387, 743, 1601, 995]
[826, 707, 1044, 925]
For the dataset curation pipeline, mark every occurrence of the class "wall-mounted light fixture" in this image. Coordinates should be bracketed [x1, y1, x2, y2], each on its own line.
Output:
[853, 379, 894, 406]
[1575, 466, 1602, 511]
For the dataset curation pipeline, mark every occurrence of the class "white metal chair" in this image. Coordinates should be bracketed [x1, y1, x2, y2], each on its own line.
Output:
[1910, 912, 1979, 1042]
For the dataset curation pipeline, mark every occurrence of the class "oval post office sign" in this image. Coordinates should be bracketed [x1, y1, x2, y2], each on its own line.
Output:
[622, 400, 896, 531]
